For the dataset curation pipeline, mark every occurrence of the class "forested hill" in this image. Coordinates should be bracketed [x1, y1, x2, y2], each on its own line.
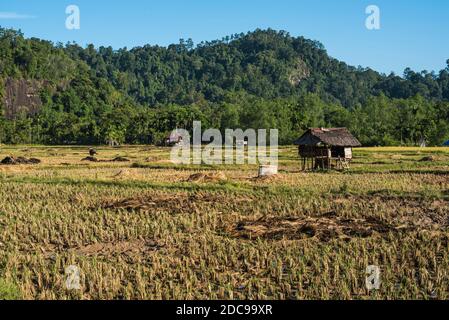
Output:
[1, 27, 448, 145]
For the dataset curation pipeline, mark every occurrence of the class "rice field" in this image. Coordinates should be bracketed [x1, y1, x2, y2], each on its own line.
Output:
[0, 145, 448, 300]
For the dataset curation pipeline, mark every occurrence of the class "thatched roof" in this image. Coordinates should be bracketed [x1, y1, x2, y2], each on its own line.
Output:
[294, 128, 361, 147]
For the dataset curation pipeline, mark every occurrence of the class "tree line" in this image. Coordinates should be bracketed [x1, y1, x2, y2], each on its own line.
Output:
[0, 27, 448, 146]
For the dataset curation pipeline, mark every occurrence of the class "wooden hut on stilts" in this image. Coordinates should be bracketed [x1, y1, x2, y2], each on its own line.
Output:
[294, 128, 361, 171]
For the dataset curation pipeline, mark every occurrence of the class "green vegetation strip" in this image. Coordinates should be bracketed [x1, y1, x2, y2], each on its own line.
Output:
[1, 175, 447, 200]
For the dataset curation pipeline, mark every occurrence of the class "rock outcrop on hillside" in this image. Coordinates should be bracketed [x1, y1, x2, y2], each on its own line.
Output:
[3, 78, 43, 119]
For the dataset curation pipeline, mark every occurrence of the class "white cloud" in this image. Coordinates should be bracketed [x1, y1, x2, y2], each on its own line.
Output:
[0, 12, 36, 19]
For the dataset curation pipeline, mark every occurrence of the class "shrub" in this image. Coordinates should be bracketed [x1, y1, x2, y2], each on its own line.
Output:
[0, 279, 22, 300]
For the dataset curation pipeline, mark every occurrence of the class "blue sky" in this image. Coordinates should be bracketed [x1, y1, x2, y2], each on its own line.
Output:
[1, 0, 448, 75]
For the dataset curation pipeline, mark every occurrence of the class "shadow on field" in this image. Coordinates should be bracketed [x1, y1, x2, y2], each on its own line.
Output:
[225, 213, 399, 242]
[96, 192, 254, 214]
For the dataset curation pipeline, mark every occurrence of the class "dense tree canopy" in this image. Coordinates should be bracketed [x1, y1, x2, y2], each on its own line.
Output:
[0, 27, 448, 145]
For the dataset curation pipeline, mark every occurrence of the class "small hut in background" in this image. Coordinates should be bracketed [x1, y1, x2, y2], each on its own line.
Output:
[165, 131, 184, 146]
[294, 128, 361, 171]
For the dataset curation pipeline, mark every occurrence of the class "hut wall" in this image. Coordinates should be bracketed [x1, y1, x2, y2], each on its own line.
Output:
[331, 146, 345, 158]
[330, 146, 353, 159]
[298, 146, 330, 158]
[344, 147, 352, 159]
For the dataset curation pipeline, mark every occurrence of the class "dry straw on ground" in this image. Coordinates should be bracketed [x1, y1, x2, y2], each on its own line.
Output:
[0, 145, 447, 299]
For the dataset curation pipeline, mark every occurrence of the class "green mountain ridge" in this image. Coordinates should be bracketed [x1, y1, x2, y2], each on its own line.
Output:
[1, 27, 448, 145]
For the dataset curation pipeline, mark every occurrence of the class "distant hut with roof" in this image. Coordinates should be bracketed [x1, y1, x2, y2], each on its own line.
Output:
[294, 128, 361, 171]
[165, 131, 184, 146]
